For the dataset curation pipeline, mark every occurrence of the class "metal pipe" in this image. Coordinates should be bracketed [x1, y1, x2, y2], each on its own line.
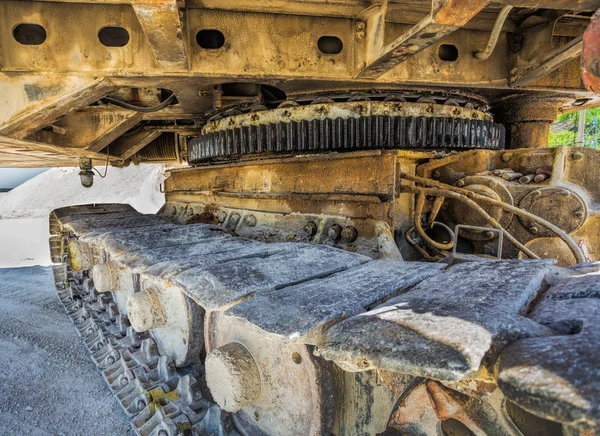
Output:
[475, 5, 513, 60]
[401, 173, 586, 263]
[413, 192, 455, 251]
[404, 184, 540, 260]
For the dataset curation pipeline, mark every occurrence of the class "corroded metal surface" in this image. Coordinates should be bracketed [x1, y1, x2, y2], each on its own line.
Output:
[498, 271, 600, 434]
[582, 10, 600, 93]
[50, 203, 600, 434]
[0, 1, 598, 167]
[317, 259, 556, 378]
[417, 147, 600, 264]
[188, 98, 504, 162]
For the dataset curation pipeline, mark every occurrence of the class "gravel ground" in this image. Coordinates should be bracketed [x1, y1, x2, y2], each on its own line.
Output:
[0, 266, 131, 435]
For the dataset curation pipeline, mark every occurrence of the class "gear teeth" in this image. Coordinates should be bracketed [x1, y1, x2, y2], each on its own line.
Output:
[189, 113, 505, 163]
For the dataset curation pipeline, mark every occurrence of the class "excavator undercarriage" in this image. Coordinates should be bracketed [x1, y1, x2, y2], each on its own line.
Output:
[2, 0, 600, 434]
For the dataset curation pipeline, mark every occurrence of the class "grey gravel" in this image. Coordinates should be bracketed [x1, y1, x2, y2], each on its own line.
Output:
[0, 266, 130, 435]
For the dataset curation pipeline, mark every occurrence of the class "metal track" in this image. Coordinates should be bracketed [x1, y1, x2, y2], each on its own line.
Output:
[48, 204, 600, 436]
[188, 96, 505, 163]
[50, 207, 239, 436]
[51, 265, 236, 435]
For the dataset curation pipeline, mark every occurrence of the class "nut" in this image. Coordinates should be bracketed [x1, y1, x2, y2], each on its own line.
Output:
[432, 170, 441, 179]
[356, 21, 366, 31]
[216, 211, 227, 223]
[328, 224, 343, 241]
[303, 221, 318, 237]
[529, 226, 539, 235]
[341, 226, 358, 243]
[244, 214, 257, 227]
[574, 210, 584, 219]
[229, 213, 241, 227]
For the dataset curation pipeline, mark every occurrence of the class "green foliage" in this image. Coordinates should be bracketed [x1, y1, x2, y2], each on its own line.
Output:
[548, 108, 599, 148]
[549, 129, 576, 147]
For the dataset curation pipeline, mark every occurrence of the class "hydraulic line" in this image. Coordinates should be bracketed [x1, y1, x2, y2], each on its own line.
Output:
[102, 93, 177, 113]
[404, 184, 540, 260]
[414, 192, 455, 251]
[475, 5, 513, 61]
[401, 173, 586, 263]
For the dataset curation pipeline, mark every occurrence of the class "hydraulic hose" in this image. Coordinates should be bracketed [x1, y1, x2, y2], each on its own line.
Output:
[401, 172, 585, 263]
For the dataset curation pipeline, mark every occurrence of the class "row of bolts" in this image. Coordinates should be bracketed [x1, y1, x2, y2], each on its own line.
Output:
[226, 212, 359, 242]
[492, 168, 552, 184]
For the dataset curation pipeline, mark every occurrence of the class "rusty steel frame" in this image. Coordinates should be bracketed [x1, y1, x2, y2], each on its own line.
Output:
[0, 0, 599, 168]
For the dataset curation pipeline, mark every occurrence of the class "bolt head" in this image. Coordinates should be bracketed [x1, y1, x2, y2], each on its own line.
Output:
[356, 31, 365, 41]
[341, 226, 358, 243]
[501, 153, 511, 162]
[303, 221, 318, 237]
[572, 151, 584, 161]
[574, 210, 584, 219]
[356, 21, 366, 31]
[328, 224, 343, 241]
[529, 226, 539, 234]
[216, 211, 227, 223]
[245, 215, 257, 227]
[432, 170, 441, 179]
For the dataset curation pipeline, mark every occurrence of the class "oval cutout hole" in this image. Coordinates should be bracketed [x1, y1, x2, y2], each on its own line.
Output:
[13, 24, 46, 45]
[438, 44, 459, 62]
[318, 36, 343, 55]
[98, 27, 130, 47]
[196, 30, 225, 49]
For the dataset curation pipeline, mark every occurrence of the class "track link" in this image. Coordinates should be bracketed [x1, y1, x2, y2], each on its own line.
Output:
[49, 204, 600, 435]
